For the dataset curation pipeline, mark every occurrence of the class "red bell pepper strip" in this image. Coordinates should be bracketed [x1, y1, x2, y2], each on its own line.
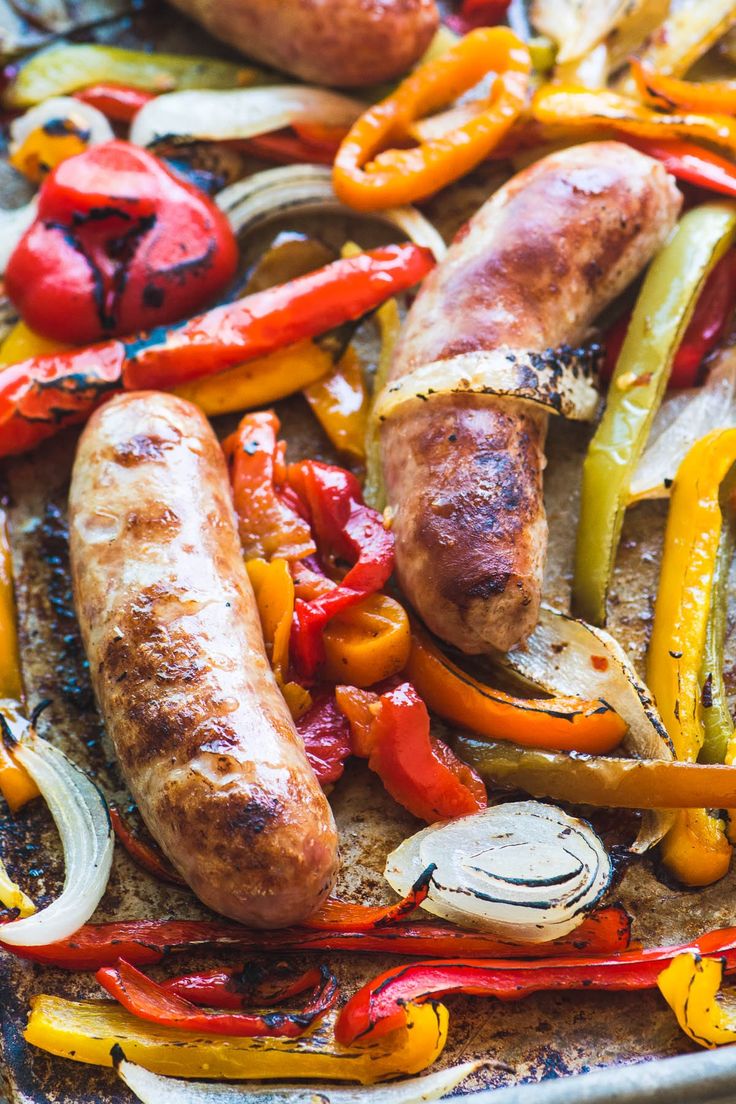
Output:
[343, 680, 487, 822]
[335, 923, 736, 1044]
[6, 141, 239, 344]
[162, 963, 328, 1010]
[603, 249, 736, 388]
[296, 693, 353, 786]
[307, 864, 435, 931]
[242, 128, 342, 167]
[96, 958, 339, 1038]
[123, 243, 433, 391]
[0, 243, 434, 459]
[223, 410, 315, 563]
[286, 461, 395, 677]
[109, 805, 185, 887]
[622, 137, 736, 200]
[445, 0, 511, 33]
[0, 905, 632, 970]
[74, 84, 157, 122]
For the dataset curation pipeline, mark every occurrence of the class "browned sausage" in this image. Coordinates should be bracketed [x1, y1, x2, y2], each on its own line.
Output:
[381, 141, 682, 654]
[167, 0, 439, 88]
[69, 392, 338, 927]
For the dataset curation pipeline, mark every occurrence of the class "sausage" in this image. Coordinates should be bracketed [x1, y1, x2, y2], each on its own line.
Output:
[69, 392, 338, 927]
[167, 0, 439, 87]
[381, 141, 682, 655]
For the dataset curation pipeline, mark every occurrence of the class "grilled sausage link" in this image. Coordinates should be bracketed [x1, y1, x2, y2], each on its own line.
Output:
[69, 392, 338, 927]
[382, 141, 682, 654]
[167, 0, 439, 87]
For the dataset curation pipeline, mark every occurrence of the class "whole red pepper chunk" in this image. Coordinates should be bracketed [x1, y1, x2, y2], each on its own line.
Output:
[5, 140, 238, 344]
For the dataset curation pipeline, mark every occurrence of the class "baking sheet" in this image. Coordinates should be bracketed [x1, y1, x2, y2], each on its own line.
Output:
[3, 3, 736, 1101]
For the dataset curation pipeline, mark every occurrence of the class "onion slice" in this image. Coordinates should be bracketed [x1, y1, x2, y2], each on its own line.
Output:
[629, 345, 736, 502]
[0, 198, 37, 276]
[130, 87, 362, 149]
[493, 604, 674, 852]
[0, 734, 113, 946]
[117, 1058, 484, 1104]
[385, 802, 612, 943]
[216, 165, 447, 261]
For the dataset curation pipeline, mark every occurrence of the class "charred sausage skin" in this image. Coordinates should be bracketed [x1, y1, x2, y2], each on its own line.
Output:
[69, 392, 338, 928]
[382, 142, 682, 654]
[168, 0, 439, 88]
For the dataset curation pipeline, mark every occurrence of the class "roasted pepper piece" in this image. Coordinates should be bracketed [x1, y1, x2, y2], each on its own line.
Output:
[632, 59, 736, 117]
[246, 557, 313, 720]
[455, 735, 736, 811]
[9, 117, 91, 184]
[95, 959, 339, 1039]
[658, 952, 736, 1048]
[74, 84, 156, 122]
[648, 428, 736, 886]
[5, 44, 263, 109]
[532, 85, 736, 156]
[287, 461, 395, 678]
[622, 0, 736, 81]
[0, 244, 433, 458]
[303, 346, 368, 463]
[24, 995, 448, 1082]
[699, 503, 736, 766]
[343, 680, 487, 822]
[407, 625, 626, 753]
[109, 806, 185, 888]
[322, 593, 410, 688]
[573, 202, 736, 626]
[175, 340, 334, 418]
[622, 137, 736, 200]
[295, 695, 352, 786]
[364, 296, 400, 512]
[225, 412, 316, 564]
[0, 321, 72, 367]
[161, 964, 330, 1011]
[0, 853, 34, 918]
[333, 28, 530, 210]
[6, 141, 239, 345]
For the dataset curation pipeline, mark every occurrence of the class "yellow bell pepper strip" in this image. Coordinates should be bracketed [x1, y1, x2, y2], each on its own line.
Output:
[454, 735, 736, 810]
[245, 558, 312, 720]
[532, 85, 736, 156]
[699, 508, 736, 765]
[4, 44, 264, 109]
[658, 952, 736, 1048]
[0, 853, 34, 917]
[572, 202, 736, 627]
[0, 321, 72, 367]
[333, 28, 531, 211]
[632, 58, 736, 117]
[24, 996, 448, 1083]
[10, 122, 91, 185]
[304, 346, 369, 464]
[407, 625, 626, 754]
[322, 594, 411, 688]
[175, 340, 334, 419]
[647, 428, 736, 886]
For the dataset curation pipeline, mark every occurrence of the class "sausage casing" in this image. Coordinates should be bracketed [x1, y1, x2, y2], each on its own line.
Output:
[382, 142, 682, 653]
[69, 392, 338, 927]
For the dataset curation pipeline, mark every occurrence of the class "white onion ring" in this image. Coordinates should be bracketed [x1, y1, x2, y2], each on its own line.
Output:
[385, 801, 612, 943]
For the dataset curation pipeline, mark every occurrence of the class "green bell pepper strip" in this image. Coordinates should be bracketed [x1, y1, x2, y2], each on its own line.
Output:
[4, 45, 266, 109]
[572, 202, 736, 627]
[699, 489, 736, 765]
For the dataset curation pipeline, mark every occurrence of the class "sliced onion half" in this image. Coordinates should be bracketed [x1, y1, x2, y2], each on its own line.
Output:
[0, 733, 113, 946]
[385, 802, 612, 943]
[629, 345, 736, 503]
[494, 604, 675, 852]
[130, 86, 362, 148]
[216, 165, 447, 260]
[117, 1058, 483, 1104]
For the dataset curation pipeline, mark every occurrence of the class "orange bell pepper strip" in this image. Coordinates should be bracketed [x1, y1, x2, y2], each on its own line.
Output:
[406, 625, 627, 754]
[223, 411, 315, 564]
[632, 58, 736, 117]
[333, 27, 530, 211]
[337, 680, 487, 822]
[246, 557, 312, 720]
[303, 345, 368, 463]
[322, 593, 410, 688]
